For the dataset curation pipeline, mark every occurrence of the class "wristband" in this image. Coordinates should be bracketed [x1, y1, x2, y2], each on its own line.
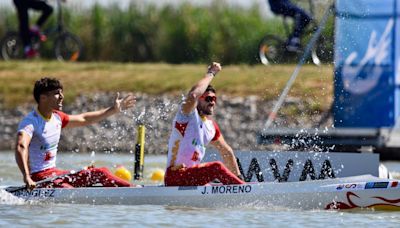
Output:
[207, 70, 216, 77]
[207, 65, 217, 77]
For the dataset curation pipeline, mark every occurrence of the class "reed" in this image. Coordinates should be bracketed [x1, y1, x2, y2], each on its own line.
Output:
[0, 2, 334, 63]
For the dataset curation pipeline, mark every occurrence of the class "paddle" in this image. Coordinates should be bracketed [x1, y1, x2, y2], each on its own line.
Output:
[5, 169, 80, 193]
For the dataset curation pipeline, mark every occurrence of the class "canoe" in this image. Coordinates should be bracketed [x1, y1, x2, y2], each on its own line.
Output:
[3, 175, 400, 210]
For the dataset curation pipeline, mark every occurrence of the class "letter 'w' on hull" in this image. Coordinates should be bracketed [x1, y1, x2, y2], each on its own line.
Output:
[237, 157, 264, 182]
[269, 159, 293, 182]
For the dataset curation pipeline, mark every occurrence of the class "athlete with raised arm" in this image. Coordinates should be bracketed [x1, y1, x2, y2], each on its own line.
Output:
[16, 77, 136, 190]
[164, 62, 245, 186]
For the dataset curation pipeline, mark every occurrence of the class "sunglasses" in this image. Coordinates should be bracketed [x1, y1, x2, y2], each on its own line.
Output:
[202, 96, 217, 103]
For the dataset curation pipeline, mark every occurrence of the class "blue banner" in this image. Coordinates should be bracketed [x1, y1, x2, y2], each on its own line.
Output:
[334, 0, 399, 127]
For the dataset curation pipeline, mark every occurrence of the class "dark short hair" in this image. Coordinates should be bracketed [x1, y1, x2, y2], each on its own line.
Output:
[33, 77, 63, 103]
[205, 85, 216, 94]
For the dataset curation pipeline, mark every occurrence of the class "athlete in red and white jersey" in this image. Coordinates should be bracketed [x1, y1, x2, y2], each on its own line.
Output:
[18, 109, 69, 174]
[15, 77, 137, 190]
[165, 62, 245, 186]
[166, 107, 220, 168]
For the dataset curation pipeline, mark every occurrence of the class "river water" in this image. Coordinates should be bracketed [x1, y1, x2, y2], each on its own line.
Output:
[1, 151, 400, 227]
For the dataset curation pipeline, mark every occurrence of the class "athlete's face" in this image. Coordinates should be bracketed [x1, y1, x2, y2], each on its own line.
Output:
[41, 88, 64, 111]
[197, 91, 217, 116]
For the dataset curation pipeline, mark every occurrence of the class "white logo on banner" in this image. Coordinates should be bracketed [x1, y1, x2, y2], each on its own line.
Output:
[342, 19, 393, 94]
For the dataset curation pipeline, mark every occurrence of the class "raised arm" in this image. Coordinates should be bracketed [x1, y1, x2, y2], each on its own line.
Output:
[211, 135, 241, 176]
[15, 132, 36, 190]
[181, 62, 221, 114]
[65, 92, 136, 128]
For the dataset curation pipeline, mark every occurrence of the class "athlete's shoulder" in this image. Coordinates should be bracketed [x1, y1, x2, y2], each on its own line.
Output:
[53, 110, 69, 118]
[176, 104, 196, 120]
[208, 117, 221, 141]
[206, 116, 218, 125]
[20, 110, 39, 124]
[18, 110, 39, 135]
[53, 110, 70, 128]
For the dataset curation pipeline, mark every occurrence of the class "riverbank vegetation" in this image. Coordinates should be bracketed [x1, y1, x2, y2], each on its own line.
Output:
[0, 61, 333, 110]
[0, 1, 334, 63]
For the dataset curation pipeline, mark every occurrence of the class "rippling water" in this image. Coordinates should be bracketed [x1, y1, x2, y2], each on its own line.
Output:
[1, 151, 400, 227]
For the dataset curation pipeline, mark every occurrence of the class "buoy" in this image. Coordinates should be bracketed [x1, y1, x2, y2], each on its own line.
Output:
[151, 169, 165, 182]
[114, 165, 132, 182]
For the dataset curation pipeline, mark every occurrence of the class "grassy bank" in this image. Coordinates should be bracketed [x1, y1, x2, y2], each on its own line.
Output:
[0, 61, 333, 109]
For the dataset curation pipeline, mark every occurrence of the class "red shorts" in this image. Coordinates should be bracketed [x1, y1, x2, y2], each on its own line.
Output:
[31, 167, 132, 188]
[164, 161, 245, 186]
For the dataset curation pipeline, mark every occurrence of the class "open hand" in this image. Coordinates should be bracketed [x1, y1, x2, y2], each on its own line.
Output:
[114, 92, 136, 112]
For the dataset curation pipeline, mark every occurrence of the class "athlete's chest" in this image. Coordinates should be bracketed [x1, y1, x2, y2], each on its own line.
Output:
[34, 118, 62, 143]
[187, 117, 215, 141]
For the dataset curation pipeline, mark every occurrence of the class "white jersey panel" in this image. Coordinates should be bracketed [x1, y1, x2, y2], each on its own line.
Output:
[18, 110, 68, 173]
[167, 106, 219, 168]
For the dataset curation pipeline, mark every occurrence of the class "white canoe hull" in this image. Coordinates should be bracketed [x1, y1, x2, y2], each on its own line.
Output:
[4, 175, 400, 210]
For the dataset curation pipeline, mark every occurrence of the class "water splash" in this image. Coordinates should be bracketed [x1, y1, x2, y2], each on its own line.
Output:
[0, 189, 27, 205]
